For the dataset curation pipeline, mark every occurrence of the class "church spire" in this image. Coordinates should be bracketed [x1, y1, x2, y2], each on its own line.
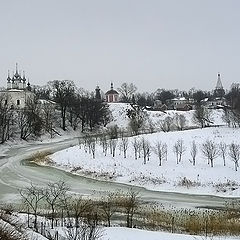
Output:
[216, 72, 223, 90]
[16, 63, 18, 74]
[214, 72, 225, 97]
[26, 78, 31, 91]
[23, 71, 26, 81]
[7, 70, 11, 89]
[14, 63, 20, 78]
[7, 70, 11, 82]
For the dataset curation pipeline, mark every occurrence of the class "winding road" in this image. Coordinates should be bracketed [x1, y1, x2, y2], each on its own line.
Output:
[0, 136, 238, 209]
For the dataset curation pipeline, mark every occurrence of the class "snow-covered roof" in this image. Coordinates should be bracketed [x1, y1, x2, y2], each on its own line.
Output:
[172, 97, 187, 101]
[7, 89, 24, 92]
[38, 99, 56, 104]
[201, 97, 209, 102]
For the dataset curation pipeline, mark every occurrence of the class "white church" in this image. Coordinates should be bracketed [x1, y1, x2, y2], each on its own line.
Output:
[0, 64, 34, 109]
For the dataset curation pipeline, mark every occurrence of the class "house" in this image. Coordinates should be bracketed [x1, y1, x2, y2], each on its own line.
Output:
[152, 100, 168, 111]
[0, 64, 35, 109]
[166, 97, 192, 110]
[205, 97, 227, 109]
[105, 83, 119, 103]
[175, 103, 192, 111]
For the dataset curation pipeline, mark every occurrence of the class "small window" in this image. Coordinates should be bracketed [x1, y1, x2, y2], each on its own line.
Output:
[5, 100, 7, 105]
[17, 99, 20, 105]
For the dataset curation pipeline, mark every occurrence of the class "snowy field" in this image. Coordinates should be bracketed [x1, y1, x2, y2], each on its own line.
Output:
[38, 227, 240, 240]
[100, 227, 239, 240]
[46, 104, 240, 196]
[49, 126, 240, 196]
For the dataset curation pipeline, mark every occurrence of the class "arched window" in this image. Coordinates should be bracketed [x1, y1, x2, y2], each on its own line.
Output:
[17, 99, 20, 105]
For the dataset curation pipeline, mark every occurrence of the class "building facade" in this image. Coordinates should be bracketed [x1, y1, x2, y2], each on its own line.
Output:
[0, 64, 34, 109]
[105, 83, 119, 103]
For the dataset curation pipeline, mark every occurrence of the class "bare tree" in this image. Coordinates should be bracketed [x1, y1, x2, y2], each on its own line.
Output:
[147, 117, 155, 133]
[219, 142, 227, 166]
[190, 141, 197, 166]
[223, 110, 240, 128]
[109, 139, 118, 157]
[69, 196, 91, 229]
[98, 134, 107, 157]
[120, 137, 129, 158]
[119, 189, 140, 228]
[117, 83, 137, 103]
[222, 109, 231, 127]
[19, 183, 45, 230]
[40, 101, 56, 138]
[86, 136, 94, 154]
[173, 139, 186, 164]
[107, 125, 119, 139]
[49, 80, 76, 131]
[127, 106, 146, 135]
[146, 142, 151, 162]
[192, 105, 212, 128]
[174, 114, 186, 131]
[141, 138, 149, 164]
[159, 116, 173, 132]
[90, 141, 96, 159]
[82, 135, 89, 153]
[17, 99, 43, 140]
[132, 138, 140, 160]
[154, 141, 167, 166]
[100, 192, 119, 227]
[0, 95, 13, 144]
[201, 140, 219, 167]
[45, 180, 70, 229]
[229, 143, 240, 171]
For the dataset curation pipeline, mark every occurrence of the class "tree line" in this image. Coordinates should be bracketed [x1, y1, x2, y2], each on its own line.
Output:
[0, 80, 111, 144]
[19, 180, 140, 239]
[78, 130, 240, 172]
[2, 180, 240, 239]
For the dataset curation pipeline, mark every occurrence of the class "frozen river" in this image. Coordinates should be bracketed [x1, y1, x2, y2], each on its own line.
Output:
[0, 136, 237, 208]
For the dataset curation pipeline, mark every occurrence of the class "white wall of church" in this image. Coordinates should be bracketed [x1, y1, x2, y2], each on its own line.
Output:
[0, 90, 35, 109]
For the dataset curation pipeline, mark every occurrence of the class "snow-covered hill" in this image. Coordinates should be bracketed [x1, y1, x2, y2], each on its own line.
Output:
[107, 102, 225, 129]
[49, 126, 240, 196]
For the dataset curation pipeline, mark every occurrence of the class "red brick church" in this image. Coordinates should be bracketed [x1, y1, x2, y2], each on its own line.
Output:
[105, 83, 119, 102]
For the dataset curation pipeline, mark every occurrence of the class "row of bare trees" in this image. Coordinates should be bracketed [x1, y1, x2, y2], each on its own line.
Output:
[174, 139, 240, 170]
[19, 181, 140, 239]
[80, 132, 240, 171]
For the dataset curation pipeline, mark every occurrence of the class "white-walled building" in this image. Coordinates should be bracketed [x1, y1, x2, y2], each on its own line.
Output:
[0, 64, 35, 109]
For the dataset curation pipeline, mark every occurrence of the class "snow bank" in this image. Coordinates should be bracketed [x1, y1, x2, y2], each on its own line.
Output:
[101, 227, 238, 240]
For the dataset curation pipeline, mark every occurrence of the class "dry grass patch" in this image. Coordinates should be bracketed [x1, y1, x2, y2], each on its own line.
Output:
[177, 177, 201, 188]
[28, 151, 53, 164]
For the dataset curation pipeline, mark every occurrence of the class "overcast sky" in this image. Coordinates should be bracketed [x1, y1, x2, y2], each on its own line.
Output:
[0, 0, 239, 92]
